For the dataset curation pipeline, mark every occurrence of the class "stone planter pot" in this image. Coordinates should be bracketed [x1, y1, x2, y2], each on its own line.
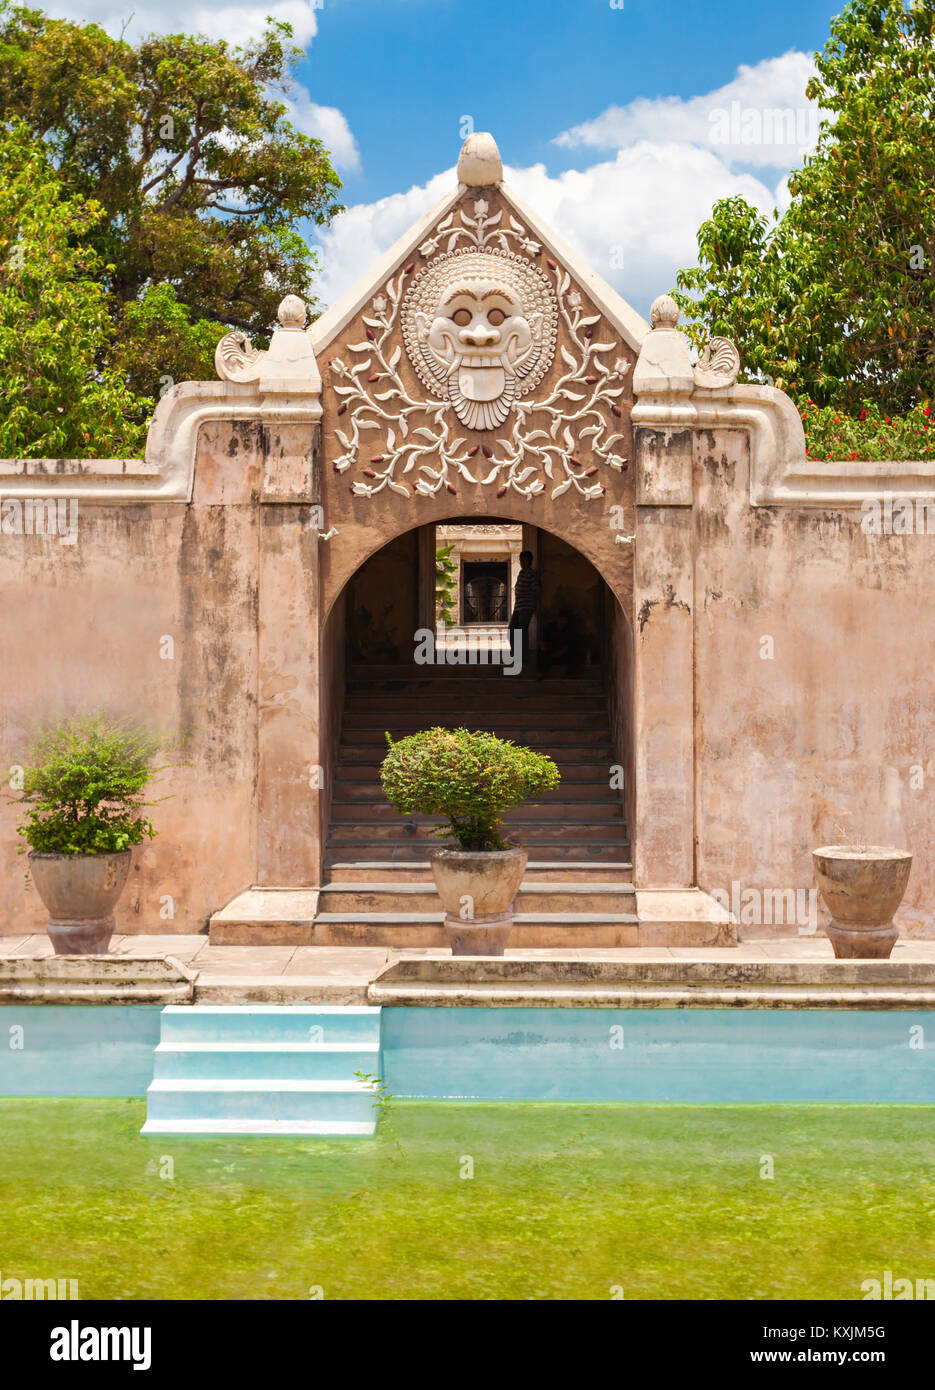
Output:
[429, 847, 527, 956]
[28, 850, 132, 955]
[812, 845, 912, 959]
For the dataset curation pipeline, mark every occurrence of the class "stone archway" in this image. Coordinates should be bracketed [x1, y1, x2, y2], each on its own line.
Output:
[307, 514, 637, 947]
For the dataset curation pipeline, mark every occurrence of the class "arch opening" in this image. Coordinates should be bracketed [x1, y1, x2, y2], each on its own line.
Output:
[319, 516, 636, 891]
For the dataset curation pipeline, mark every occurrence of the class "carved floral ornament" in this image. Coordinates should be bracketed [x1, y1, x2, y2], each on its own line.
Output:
[327, 200, 630, 502]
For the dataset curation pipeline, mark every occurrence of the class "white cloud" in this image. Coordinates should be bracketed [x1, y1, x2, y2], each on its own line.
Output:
[283, 91, 360, 172]
[311, 169, 454, 308]
[47, 0, 320, 49]
[555, 52, 820, 170]
[311, 146, 781, 320]
[311, 53, 816, 319]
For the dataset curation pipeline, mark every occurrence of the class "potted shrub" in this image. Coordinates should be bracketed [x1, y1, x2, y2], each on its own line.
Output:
[380, 726, 560, 955]
[14, 715, 166, 955]
[812, 843, 912, 959]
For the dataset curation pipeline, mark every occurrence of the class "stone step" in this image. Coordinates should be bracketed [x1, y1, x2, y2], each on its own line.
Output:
[336, 741, 614, 762]
[348, 667, 605, 690]
[142, 1077, 376, 1130]
[341, 721, 611, 739]
[319, 881, 636, 913]
[322, 841, 631, 863]
[323, 859, 634, 883]
[335, 761, 614, 783]
[343, 700, 605, 722]
[329, 799, 624, 823]
[333, 779, 619, 803]
[139, 1117, 376, 1136]
[152, 1040, 380, 1081]
[344, 694, 608, 712]
[326, 819, 630, 842]
[311, 912, 639, 948]
[156, 1003, 381, 1044]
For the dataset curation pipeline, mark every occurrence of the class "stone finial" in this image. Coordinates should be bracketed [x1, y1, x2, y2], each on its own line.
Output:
[215, 292, 321, 394]
[457, 132, 503, 186]
[278, 294, 308, 329]
[649, 294, 680, 330]
[633, 290, 694, 401]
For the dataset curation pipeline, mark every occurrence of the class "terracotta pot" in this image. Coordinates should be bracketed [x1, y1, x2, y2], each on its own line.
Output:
[28, 850, 132, 955]
[429, 847, 527, 956]
[812, 845, 912, 959]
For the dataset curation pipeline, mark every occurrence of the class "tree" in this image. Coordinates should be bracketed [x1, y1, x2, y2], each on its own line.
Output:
[0, 122, 147, 457]
[0, 4, 343, 403]
[675, 0, 935, 413]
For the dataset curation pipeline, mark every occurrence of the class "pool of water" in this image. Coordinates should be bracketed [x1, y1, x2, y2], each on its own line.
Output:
[1, 1005, 933, 1102]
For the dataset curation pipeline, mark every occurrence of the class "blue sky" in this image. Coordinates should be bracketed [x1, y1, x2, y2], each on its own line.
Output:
[50, 0, 844, 316]
[304, 0, 840, 204]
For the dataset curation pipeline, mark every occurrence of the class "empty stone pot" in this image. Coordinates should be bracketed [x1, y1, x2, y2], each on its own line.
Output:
[429, 847, 527, 956]
[28, 850, 132, 955]
[812, 845, 912, 959]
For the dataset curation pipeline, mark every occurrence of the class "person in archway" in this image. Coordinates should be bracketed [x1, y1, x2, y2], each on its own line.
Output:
[537, 607, 583, 679]
[507, 549, 540, 675]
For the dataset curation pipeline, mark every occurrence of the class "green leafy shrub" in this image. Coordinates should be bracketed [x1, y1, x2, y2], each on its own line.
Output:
[380, 727, 560, 852]
[14, 715, 171, 855]
[800, 399, 935, 462]
[435, 544, 458, 626]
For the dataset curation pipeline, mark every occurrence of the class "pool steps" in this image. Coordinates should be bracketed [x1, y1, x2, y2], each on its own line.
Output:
[141, 1005, 382, 1136]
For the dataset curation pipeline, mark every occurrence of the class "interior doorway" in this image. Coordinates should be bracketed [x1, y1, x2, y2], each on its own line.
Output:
[462, 561, 509, 624]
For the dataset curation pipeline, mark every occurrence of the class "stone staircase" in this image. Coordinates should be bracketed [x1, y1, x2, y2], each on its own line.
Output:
[141, 1005, 381, 1135]
[316, 665, 636, 947]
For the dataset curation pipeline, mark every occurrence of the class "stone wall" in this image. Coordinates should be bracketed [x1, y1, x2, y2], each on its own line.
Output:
[693, 428, 935, 937]
[0, 423, 262, 934]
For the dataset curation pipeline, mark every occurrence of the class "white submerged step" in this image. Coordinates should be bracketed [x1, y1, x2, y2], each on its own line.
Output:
[142, 1005, 382, 1136]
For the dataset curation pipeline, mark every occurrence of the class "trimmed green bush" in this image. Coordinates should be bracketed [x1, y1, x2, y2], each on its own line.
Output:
[380, 727, 560, 852]
[14, 714, 169, 855]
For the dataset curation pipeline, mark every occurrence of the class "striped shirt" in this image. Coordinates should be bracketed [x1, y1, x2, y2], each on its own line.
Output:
[513, 567, 540, 612]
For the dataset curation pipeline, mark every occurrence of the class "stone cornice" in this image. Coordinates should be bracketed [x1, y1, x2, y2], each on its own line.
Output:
[0, 381, 322, 503]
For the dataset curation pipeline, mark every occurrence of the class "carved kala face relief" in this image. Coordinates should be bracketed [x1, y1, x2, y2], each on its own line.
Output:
[402, 248, 558, 430]
[416, 279, 542, 430]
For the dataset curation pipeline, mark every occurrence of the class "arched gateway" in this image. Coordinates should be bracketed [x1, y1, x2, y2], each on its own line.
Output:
[207, 131, 719, 944]
[6, 132, 932, 944]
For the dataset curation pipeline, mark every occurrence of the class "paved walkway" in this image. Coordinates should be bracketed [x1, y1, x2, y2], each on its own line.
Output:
[4, 933, 935, 1004]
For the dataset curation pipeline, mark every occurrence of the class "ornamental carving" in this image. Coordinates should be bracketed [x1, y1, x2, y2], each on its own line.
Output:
[402, 249, 557, 430]
[693, 336, 741, 389]
[328, 198, 629, 502]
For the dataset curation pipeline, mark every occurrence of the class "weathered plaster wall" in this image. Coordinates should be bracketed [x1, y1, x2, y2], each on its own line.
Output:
[694, 428, 935, 936]
[0, 422, 262, 934]
[345, 530, 419, 664]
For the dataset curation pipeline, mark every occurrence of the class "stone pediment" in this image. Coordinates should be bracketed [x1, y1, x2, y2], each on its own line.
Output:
[310, 136, 645, 505]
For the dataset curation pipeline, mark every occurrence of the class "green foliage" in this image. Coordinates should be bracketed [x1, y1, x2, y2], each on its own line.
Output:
[434, 544, 458, 626]
[354, 1071, 402, 1151]
[0, 3, 343, 443]
[0, 122, 148, 456]
[675, 0, 935, 413]
[801, 398, 935, 461]
[14, 714, 170, 854]
[118, 283, 226, 402]
[380, 726, 560, 852]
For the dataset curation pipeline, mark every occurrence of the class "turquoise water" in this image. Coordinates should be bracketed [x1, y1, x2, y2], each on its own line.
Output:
[1, 1004, 933, 1103]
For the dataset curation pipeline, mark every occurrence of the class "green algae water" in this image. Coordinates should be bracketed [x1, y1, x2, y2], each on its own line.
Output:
[1, 1099, 933, 1300]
